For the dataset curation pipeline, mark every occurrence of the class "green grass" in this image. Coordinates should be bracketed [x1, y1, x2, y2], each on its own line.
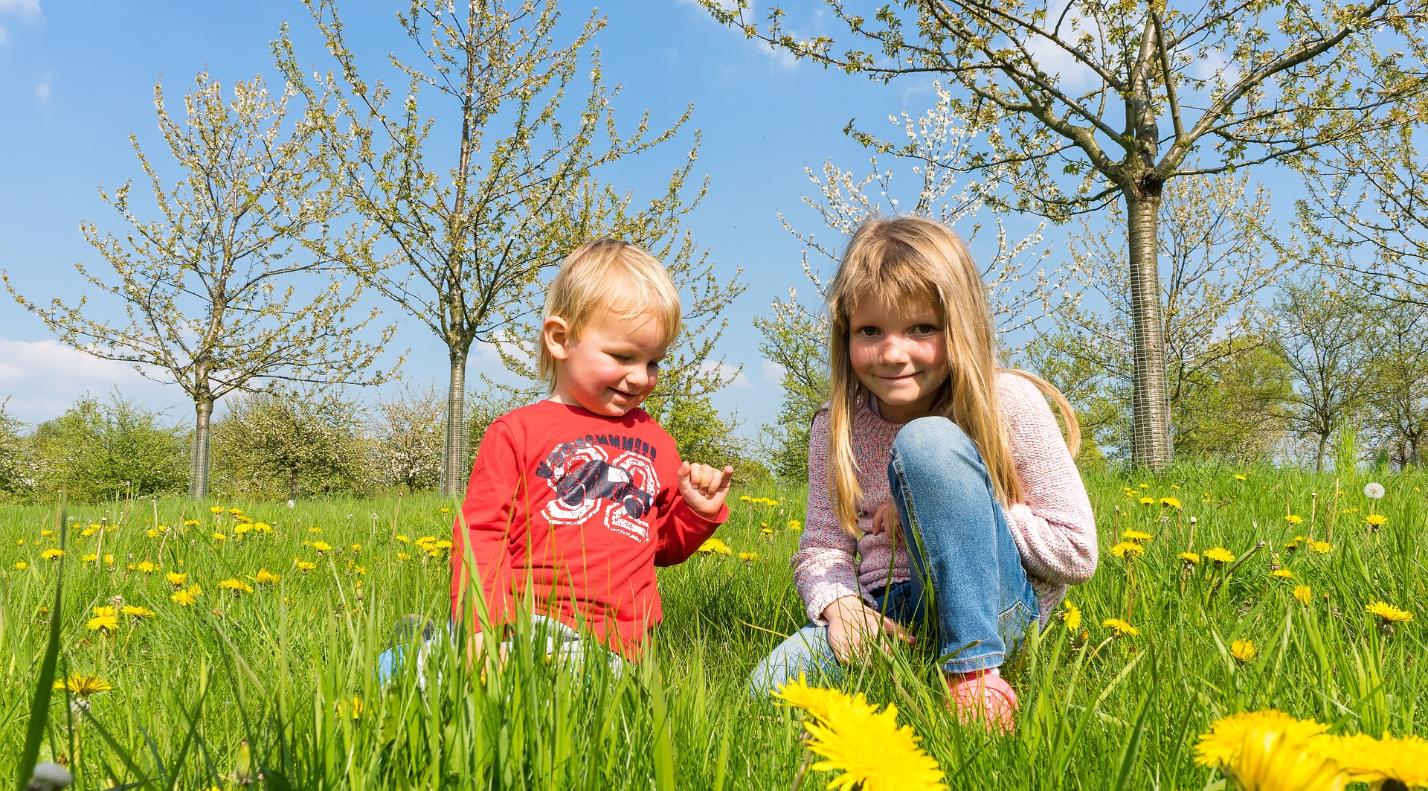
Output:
[2, 464, 1425, 788]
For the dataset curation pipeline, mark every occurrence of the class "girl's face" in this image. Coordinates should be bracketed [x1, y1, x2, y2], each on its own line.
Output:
[848, 295, 949, 423]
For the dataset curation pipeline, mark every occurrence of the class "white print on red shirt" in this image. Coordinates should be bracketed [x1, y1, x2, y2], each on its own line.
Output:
[535, 439, 660, 542]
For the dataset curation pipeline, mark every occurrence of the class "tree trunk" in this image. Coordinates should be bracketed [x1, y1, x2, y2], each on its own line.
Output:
[1315, 434, 1328, 473]
[442, 351, 468, 497]
[190, 397, 214, 498]
[1126, 190, 1173, 470]
[289, 469, 300, 502]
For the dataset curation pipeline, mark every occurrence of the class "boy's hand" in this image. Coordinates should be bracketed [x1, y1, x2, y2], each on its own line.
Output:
[678, 462, 734, 519]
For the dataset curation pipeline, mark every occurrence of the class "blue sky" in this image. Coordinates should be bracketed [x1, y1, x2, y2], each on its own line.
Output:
[0, 1, 1294, 448]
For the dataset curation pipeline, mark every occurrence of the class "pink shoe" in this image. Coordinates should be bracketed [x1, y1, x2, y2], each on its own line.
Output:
[944, 669, 1018, 732]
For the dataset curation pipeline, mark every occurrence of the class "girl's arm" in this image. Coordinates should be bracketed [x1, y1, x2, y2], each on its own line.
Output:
[999, 375, 1099, 585]
[792, 410, 866, 624]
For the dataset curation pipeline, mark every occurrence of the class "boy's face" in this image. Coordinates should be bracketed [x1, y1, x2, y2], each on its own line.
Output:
[544, 307, 669, 417]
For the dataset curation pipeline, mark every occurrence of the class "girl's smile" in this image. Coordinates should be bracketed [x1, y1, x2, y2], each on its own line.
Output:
[848, 296, 949, 423]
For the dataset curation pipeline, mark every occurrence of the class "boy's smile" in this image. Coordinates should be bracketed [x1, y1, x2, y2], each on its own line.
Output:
[544, 307, 669, 417]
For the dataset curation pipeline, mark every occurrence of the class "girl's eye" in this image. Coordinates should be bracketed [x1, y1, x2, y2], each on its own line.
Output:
[910, 324, 938, 335]
[854, 326, 881, 338]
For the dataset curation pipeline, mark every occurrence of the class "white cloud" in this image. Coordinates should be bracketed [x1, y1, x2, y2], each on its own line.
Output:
[0, 0, 40, 21]
[0, 337, 183, 426]
[34, 75, 50, 101]
[760, 358, 785, 384]
[700, 360, 750, 389]
[1022, 1, 1101, 91]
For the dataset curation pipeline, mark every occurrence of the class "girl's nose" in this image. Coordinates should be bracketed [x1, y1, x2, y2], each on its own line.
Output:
[878, 337, 910, 365]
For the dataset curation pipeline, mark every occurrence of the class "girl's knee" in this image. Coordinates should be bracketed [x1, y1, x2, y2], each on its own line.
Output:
[893, 417, 974, 462]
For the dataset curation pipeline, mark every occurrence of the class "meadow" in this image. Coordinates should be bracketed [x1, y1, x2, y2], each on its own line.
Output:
[2, 464, 1425, 789]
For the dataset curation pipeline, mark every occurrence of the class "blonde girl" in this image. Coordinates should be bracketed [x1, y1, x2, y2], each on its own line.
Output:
[750, 217, 1097, 730]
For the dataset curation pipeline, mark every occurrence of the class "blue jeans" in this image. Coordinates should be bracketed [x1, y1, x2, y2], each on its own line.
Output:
[750, 417, 1038, 695]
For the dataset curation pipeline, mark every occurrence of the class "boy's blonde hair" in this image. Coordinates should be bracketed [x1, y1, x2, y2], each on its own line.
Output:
[825, 216, 1081, 537]
[538, 239, 682, 390]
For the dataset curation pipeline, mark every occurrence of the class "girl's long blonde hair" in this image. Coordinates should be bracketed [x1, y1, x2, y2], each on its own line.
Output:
[826, 216, 1081, 536]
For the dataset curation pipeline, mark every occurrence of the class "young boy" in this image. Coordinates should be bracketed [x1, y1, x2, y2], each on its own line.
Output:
[450, 239, 733, 661]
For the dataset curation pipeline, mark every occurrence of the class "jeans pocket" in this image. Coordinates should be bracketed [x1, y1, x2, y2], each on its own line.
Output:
[996, 600, 1036, 649]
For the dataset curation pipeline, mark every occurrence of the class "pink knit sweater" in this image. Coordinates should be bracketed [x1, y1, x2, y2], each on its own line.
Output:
[792, 371, 1098, 626]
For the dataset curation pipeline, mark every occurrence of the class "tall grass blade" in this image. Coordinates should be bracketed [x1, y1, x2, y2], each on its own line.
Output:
[15, 511, 65, 791]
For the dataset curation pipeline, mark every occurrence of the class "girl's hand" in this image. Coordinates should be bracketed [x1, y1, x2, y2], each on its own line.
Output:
[678, 462, 735, 519]
[865, 501, 902, 550]
[821, 595, 913, 664]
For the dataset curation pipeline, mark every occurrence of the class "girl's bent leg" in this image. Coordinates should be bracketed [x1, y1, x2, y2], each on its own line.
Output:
[747, 624, 841, 697]
[888, 417, 1039, 675]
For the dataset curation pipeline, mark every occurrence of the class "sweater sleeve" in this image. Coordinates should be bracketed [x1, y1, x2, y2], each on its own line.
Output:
[792, 409, 866, 625]
[450, 419, 519, 630]
[654, 498, 727, 566]
[999, 375, 1099, 586]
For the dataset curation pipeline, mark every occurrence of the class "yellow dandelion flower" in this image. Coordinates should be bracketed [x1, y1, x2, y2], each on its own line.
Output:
[1271, 568, 1294, 580]
[738, 551, 760, 562]
[697, 538, 732, 556]
[1179, 551, 1202, 565]
[1235, 473, 1247, 481]
[1110, 541, 1145, 559]
[1122, 529, 1153, 542]
[772, 674, 857, 723]
[1138, 496, 1155, 506]
[1364, 514, 1387, 528]
[81, 553, 98, 564]
[1293, 585, 1313, 606]
[233, 523, 252, 535]
[252, 522, 272, 533]
[295, 560, 317, 572]
[86, 612, 119, 633]
[760, 527, 774, 536]
[1061, 600, 1081, 632]
[171, 585, 202, 606]
[1160, 496, 1182, 509]
[121, 605, 155, 619]
[788, 519, 802, 531]
[212, 533, 227, 542]
[53, 674, 113, 698]
[219, 578, 254, 595]
[397, 552, 411, 561]
[14, 561, 28, 570]
[1223, 727, 1346, 791]
[80, 526, 97, 537]
[254, 569, 281, 585]
[40, 549, 64, 560]
[1205, 547, 1236, 564]
[145, 528, 161, 538]
[802, 696, 946, 791]
[1365, 601, 1412, 624]
[1230, 640, 1257, 663]
[1308, 540, 1331, 554]
[165, 571, 189, 586]
[1138, 483, 1149, 489]
[309, 541, 332, 553]
[1102, 618, 1139, 637]
[308, 527, 323, 534]
[1195, 710, 1329, 769]
[1322, 733, 1428, 788]
[395, 534, 410, 543]
[103, 554, 114, 566]
[228, 508, 243, 516]
[183, 518, 201, 527]
[209, 506, 223, 514]
[1284, 514, 1304, 525]
[128, 560, 159, 573]
[1284, 536, 1304, 550]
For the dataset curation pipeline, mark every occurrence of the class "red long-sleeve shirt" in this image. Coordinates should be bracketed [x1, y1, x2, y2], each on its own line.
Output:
[450, 400, 726, 658]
